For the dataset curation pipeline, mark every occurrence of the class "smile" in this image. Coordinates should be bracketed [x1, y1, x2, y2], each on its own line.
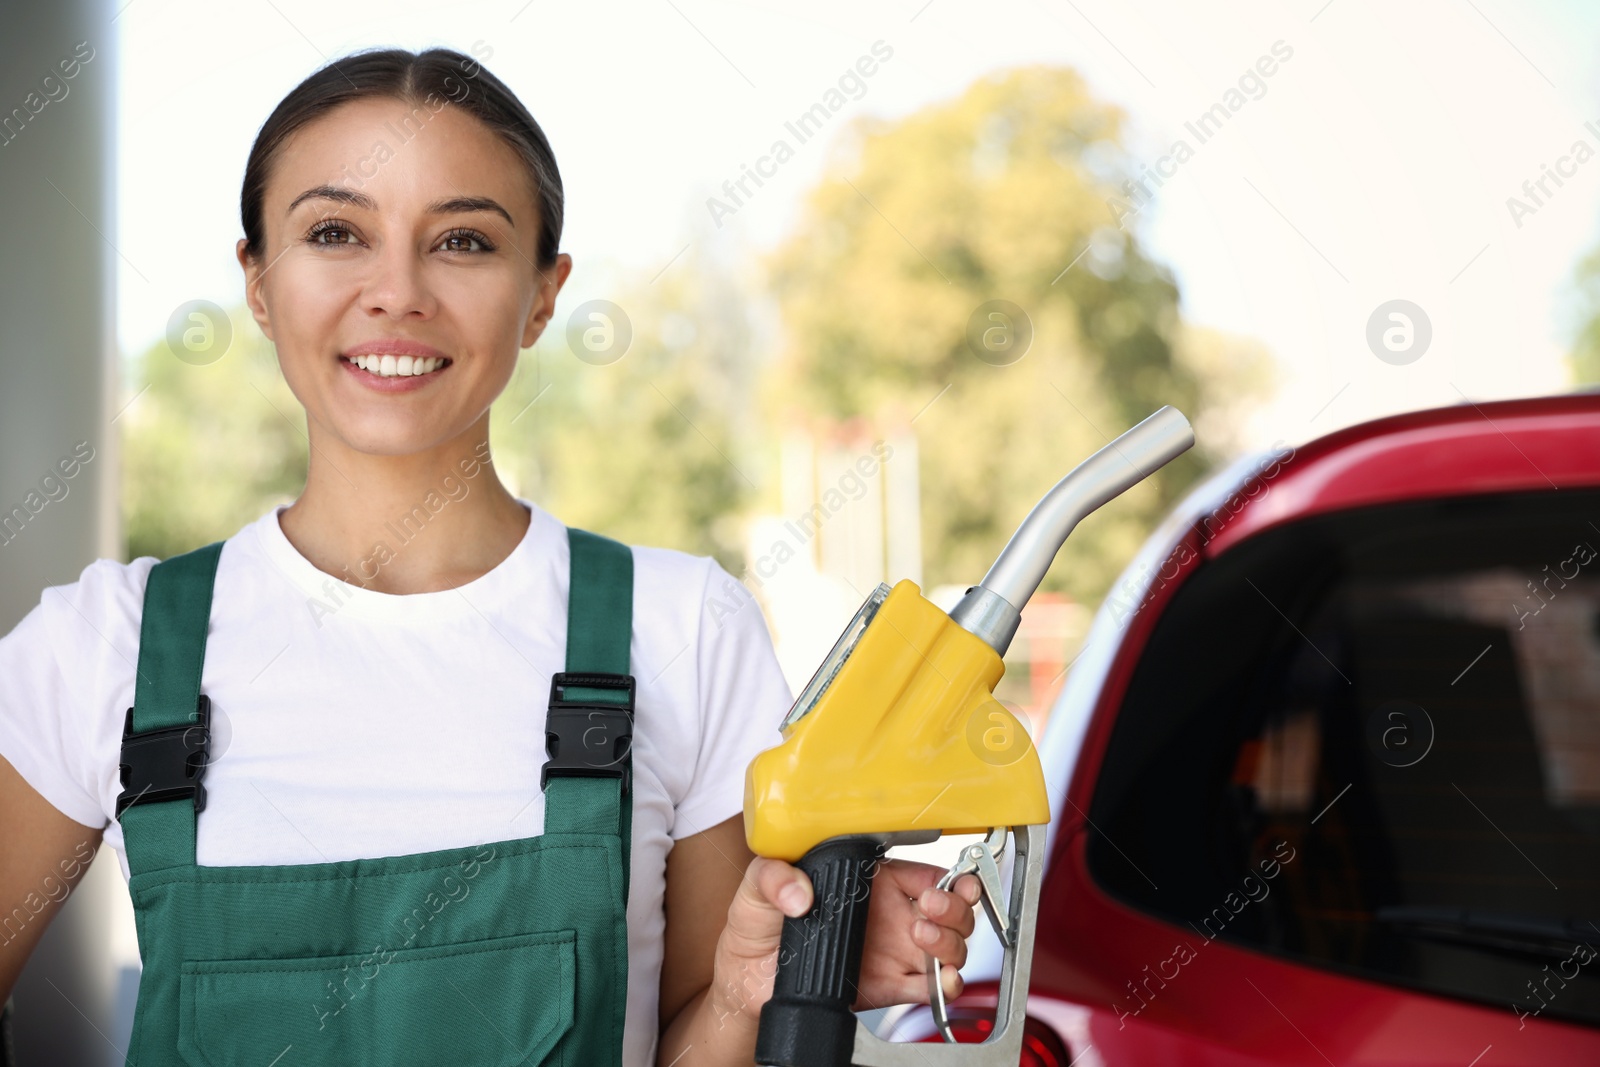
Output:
[341, 353, 451, 377]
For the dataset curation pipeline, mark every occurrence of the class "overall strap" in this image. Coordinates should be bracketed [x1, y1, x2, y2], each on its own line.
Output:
[542, 527, 636, 900]
[120, 541, 225, 877]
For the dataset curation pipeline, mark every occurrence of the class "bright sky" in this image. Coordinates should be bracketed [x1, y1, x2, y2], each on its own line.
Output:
[116, 0, 1600, 449]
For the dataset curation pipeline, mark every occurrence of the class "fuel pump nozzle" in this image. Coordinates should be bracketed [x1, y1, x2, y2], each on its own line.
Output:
[948, 403, 1197, 657]
[744, 405, 1195, 1067]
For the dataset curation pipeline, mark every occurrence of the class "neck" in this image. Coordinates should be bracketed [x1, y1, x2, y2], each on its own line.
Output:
[278, 414, 530, 595]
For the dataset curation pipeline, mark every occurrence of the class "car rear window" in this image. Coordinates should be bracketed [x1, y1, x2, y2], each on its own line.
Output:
[1087, 487, 1600, 1028]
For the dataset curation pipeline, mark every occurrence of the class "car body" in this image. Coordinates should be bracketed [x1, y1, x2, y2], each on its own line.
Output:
[891, 393, 1600, 1065]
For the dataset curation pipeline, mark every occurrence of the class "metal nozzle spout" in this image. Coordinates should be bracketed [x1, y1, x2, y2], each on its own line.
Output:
[948, 405, 1195, 655]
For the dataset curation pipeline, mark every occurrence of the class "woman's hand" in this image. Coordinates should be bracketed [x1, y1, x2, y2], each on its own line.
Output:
[844, 858, 982, 1010]
[707, 853, 982, 1029]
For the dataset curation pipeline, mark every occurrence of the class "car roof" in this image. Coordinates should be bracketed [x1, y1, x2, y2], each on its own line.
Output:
[1203, 391, 1600, 554]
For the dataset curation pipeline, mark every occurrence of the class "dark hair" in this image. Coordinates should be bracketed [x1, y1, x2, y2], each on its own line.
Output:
[240, 47, 563, 269]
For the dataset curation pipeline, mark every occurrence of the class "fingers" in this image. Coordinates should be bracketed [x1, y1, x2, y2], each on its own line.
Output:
[754, 856, 813, 918]
[877, 857, 947, 899]
[917, 873, 980, 940]
[866, 962, 965, 1007]
[911, 872, 980, 975]
[878, 861, 981, 921]
[911, 915, 970, 968]
[852, 862, 1001, 1012]
[721, 857, 812, 956]
[867, 863, 981, 972]
[932, 962, 964, 1002]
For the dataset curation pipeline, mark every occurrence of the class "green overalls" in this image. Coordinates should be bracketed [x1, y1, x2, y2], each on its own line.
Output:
[115, 527, 637, 1067]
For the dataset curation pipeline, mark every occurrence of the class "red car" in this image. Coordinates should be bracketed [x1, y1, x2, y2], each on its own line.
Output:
[889, 393, 1600, 1064]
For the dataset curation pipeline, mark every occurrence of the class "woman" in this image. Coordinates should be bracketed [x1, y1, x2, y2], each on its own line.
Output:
[0, 46, 981, 1067]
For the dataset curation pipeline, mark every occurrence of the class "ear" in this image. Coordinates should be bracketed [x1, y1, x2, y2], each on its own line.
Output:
[237, 237, 275, 342]
[520, 252, 573, 350]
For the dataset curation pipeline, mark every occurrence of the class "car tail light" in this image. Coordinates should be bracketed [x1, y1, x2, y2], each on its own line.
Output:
[915, 1009, 1072, 1066]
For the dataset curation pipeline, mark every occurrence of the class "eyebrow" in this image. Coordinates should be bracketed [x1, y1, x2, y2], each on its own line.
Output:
[285, 184, 515, 226]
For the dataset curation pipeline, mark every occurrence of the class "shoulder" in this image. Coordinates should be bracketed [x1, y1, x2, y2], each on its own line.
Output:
[33, 555, 156, 643]
[0, 555, 161, 828]
[626, 543, 765, 641]
[18, 535, 242, 675]
[535, 506, 781, 666]
[628, 542, 718, 598]
[7, 555, 158, 708]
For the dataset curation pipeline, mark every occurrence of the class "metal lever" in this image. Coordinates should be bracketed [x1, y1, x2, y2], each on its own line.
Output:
[851, 824, 1045, 1066]
[926, 827, 1012, 1042]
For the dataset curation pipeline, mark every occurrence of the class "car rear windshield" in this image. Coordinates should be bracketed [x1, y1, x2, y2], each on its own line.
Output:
[1088, 487, 1600, 1028]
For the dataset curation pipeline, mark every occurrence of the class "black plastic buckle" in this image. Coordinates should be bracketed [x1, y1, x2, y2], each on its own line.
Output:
[541, 672, 635, 795]
[115, 694, 212, 818]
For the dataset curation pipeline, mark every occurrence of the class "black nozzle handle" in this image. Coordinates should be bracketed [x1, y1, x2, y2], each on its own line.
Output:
[756, 837, 885, 1067]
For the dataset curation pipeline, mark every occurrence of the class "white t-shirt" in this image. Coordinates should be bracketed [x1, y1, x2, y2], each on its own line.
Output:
[0, 498, 792, 1067]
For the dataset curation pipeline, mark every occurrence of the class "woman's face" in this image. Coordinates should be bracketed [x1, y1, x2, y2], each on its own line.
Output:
[237, 94, 570, 457]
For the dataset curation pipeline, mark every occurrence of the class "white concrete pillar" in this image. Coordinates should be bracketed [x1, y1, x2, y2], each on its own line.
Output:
[0, 1, 121, 1064]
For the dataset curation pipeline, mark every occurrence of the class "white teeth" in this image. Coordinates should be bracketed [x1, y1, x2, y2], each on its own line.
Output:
[350, 354, 447, 377]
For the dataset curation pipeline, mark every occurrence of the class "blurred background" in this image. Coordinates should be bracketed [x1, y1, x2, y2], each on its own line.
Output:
[7, 0, 1600, 1061]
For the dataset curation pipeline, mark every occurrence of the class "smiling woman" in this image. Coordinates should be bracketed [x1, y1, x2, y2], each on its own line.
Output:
[234, 49, 563, 470]
[0, 44, 982, 1067]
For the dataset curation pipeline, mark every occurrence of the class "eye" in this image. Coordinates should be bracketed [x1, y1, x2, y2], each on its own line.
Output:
[437, 227, 497, 254]
[305, 218, 359, 246]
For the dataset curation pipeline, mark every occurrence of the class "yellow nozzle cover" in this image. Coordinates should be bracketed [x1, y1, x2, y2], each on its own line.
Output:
[744, 579, 1050, 861]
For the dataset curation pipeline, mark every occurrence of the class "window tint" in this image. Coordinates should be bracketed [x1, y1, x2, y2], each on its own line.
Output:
[1087, 489, 1600, 1028]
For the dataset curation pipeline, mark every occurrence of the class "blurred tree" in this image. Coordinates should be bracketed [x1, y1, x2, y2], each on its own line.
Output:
[764, 65, 1275, 604]
[121, 321, 307, 561]
[1566, 243, 1600, 385]
[490, 238, 767, 576]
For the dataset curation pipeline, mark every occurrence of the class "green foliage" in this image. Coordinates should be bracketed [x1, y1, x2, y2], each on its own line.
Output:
[489, 245, 766, 576]
[121, 324, 307, 561]
[764, 65, 1274, 603]
[1567, 243, 1600, 385]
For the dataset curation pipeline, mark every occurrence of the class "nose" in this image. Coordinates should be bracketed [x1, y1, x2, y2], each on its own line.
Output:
[359, 233, 437, 320]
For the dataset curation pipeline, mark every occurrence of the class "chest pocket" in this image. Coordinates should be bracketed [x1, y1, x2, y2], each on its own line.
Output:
[176, 928, 575, 1067]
